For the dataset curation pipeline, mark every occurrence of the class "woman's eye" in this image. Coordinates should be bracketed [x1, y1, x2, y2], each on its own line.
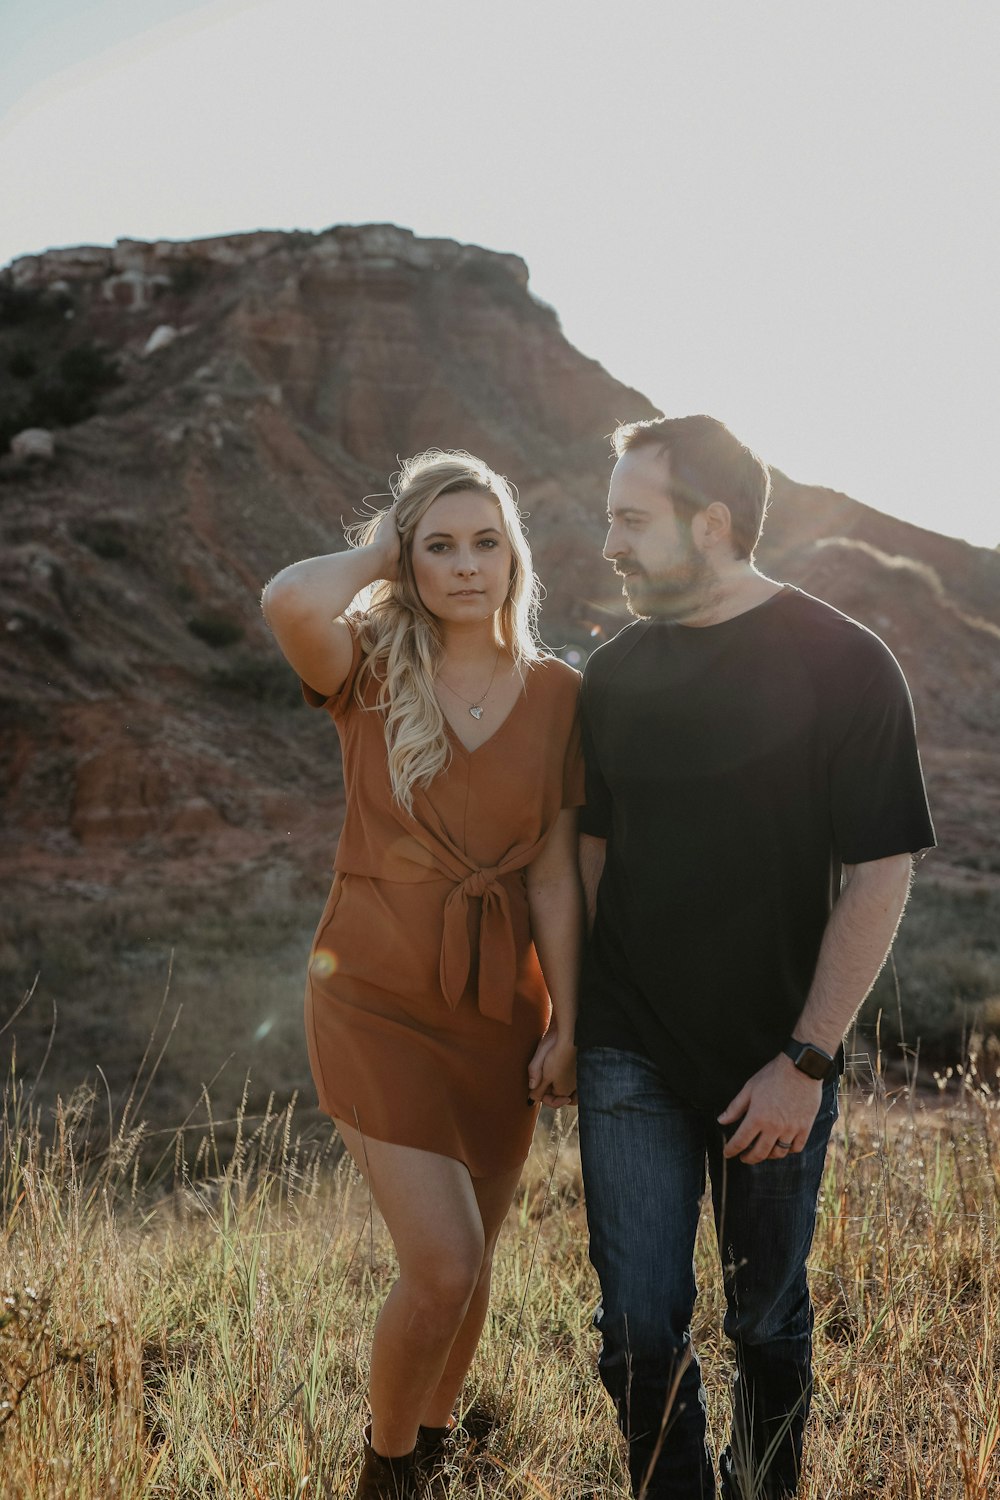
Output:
[478, 538, 499, 549]
[427, 542, 450, 553]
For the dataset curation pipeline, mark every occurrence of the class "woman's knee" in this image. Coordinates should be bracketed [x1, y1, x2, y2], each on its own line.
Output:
[470, 1242, 497, 1301]
[400, 1236, 485, 1318]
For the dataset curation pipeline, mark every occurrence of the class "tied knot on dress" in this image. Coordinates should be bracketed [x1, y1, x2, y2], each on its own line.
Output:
[440, 865, 518, 1024]
[460, 865, 500, 900]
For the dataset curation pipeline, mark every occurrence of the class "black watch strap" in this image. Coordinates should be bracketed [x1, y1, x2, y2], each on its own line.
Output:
[782, 1039, 835, 1081]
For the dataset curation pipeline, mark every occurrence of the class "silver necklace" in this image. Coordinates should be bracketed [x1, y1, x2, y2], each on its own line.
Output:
[437, 648, 502, 720]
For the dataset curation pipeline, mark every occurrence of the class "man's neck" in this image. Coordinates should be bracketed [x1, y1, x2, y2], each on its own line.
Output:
[667, 567, 784, 628]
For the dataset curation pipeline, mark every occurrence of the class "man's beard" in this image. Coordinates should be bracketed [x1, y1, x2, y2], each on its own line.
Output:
[620, 553, 715, 620]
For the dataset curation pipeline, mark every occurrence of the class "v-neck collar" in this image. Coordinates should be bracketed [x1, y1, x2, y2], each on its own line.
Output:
[440, 669, 530, 757]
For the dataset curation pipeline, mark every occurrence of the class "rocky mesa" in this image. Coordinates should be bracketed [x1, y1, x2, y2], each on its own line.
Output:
[1, 223, 998, 1104]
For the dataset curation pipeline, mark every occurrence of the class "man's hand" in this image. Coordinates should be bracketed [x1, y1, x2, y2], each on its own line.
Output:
[718, 1055, 823, 1164]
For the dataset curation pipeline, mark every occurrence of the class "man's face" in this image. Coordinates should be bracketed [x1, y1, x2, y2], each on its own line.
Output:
[604, 447, 711, 619]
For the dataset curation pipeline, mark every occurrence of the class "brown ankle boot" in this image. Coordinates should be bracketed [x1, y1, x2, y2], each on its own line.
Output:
[413, 1419, 458, 1497]
[352, 1424, 417, 1500]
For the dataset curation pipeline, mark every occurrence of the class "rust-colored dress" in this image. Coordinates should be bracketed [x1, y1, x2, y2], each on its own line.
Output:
[302, 627, 584, 1178]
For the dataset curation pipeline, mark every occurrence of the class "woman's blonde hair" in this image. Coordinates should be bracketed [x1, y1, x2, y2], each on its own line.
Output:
[347, 449, 543, 811]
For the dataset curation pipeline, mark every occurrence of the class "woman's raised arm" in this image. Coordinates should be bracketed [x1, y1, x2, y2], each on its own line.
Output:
[261, 517, 399, 696]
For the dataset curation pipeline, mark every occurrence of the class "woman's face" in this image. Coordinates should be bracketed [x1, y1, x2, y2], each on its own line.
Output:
[409, 489, 514, 627]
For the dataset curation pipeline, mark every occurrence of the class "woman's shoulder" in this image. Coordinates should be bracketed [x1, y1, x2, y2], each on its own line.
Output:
[527, 651, 581, 683]
[524, 652, 582, 706]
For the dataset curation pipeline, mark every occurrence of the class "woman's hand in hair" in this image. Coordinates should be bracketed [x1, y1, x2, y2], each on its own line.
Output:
[262, 509, 400, 696]
[369, 507, 402, 582]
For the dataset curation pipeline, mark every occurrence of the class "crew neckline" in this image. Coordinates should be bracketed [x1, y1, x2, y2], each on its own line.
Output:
[652, 582, 795, 633]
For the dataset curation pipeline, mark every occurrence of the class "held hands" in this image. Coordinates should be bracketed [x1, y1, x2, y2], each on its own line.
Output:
[718, 1054, 822, 1164]
[527, 1028, 578, 1109]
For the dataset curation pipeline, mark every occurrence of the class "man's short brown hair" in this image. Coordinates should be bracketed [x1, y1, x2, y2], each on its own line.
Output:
[612, 415, 771, 561]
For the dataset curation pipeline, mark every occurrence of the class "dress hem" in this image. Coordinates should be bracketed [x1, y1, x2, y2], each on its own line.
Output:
[320, 1100, 537, 1182]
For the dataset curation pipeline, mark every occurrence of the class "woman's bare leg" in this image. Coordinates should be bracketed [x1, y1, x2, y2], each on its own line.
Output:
[418, 1164, 522, 1428]
[336, 1120, 500, 1458]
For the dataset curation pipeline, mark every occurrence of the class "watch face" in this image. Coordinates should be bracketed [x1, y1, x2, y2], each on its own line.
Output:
[796, 1045, 832, 1080]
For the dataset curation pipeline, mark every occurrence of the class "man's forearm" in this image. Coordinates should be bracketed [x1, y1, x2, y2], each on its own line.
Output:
[578, 833, 607, 932]
[794, 853, 914, 1054]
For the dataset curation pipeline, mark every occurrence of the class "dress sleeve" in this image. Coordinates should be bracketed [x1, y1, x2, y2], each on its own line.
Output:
[300, 617, 366, 718]
[828, 640, 936, 864]
[578, 669, 612, 839]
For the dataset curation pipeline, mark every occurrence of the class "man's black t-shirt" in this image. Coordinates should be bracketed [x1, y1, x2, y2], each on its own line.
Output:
[577, 586, 936, 1114]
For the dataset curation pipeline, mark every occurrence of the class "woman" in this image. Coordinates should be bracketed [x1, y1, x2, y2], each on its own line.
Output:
[262, 450, 583, 1499]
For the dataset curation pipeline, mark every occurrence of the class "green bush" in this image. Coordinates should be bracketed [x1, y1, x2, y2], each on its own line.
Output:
[209, 652, 302, 705]
[169, 261, 207, 294]
[0, 283, 66, 324]
[186, 613, 245, 648]
[0, 340, 121, 447]
[859, 880, 1000, 1055]
[7, 348, 37, 379]
[73, 521, 130, 560]
[58, 342, 120, 392]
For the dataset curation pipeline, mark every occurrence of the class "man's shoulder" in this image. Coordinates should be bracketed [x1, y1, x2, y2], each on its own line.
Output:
[776, 587, 901, 676]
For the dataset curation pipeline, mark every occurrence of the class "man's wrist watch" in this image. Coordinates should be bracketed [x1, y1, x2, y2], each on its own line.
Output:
[781, 1038, 836, 1081]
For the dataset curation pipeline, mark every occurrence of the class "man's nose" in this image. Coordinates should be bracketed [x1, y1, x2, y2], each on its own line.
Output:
[603, 524, 625, 561]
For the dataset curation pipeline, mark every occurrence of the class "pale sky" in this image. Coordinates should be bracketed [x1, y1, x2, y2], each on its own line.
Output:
[2, 0, 997, 548]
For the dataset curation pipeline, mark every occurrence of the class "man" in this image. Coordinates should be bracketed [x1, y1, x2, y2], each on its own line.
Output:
[575, 415, 935, 1500]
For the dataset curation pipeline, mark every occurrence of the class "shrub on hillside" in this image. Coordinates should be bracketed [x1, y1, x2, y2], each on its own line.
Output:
[859, 881, 1000, 1057]
[7, 348, 37, 379]
[0, 339, 122, 449]
[209, 652, 302, 705]
[0, 283, 69, 325]
[73, 521, 130, 561]
[187, 613, 245, 648]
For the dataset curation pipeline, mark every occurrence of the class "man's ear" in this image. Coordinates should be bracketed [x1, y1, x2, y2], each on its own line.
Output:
[696, 501, 733, 551]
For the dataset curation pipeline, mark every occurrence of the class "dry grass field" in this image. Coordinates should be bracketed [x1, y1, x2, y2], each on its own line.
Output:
[2, 1010, 999, 1500]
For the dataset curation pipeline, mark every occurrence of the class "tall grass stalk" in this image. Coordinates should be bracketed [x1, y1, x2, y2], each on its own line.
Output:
[1, 1042, 998, 1496]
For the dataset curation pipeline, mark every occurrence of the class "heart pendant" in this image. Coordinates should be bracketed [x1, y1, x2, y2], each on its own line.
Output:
[469, 705, 484, 720]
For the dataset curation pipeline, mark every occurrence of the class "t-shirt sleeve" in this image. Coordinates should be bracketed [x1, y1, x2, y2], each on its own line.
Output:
[578, 670, 612, 839]
[828, 639, 936, 864]
[300, 617, 366, 718]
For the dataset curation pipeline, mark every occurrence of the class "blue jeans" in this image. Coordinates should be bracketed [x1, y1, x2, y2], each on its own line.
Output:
[577, 1047, 838, 1500]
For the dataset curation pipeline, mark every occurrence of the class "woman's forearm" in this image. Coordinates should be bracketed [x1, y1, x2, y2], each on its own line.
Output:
[262, 541, 388, 628]
[261, 529, 399, 695]
[526, 874, 584, 1034]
